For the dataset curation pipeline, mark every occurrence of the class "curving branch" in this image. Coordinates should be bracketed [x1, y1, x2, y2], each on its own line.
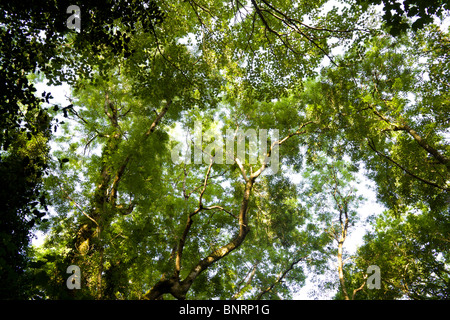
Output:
[256, 254, 305, 300]
[144, 120, 316, 300]
[174, 158, 214, 279]
[352, 274, 368, 300]
[368, 138, 448, 190]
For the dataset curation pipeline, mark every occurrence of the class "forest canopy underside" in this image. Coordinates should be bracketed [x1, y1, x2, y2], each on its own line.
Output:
[0, 0, 449, 300]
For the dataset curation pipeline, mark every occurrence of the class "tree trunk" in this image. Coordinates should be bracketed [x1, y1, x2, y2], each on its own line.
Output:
[338, 237, 350, 300]
[144, 178, 255, 300]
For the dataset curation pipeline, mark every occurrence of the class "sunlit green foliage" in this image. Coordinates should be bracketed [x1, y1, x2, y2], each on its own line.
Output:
[1, 0, 448, 300]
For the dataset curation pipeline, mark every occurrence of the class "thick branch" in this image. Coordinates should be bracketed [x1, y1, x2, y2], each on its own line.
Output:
[337, 221, 349, 300]
[144, 120, 315, 300]
[145, 100, 171, 137]
[182, 121, 314, 282]
[109, 156, 130, 205]
[329, 168, 351, 300]
[397, 124, 449, 167]
[180, 177, 254, 290]
[352, 274, 368, 300]
[369, 103, 449, 168]
[104, 93, 119, 129]
[235, 157, 249, 182]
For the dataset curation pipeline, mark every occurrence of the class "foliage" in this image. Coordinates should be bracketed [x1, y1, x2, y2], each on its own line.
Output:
[339, 206, 450, 299]
[306, 25, 449, 214]
[0, 111, 51, 299]
[358, 0, 450, 35]
[0, 0, 163, 299]
[1, 0, 449, 300]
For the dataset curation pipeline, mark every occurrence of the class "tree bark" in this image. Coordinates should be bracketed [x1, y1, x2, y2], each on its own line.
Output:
[71, 98, 170, 298]
[143, 177, 255, 300]
[338, 236, 349, 300]
[143, 121, 314, 300]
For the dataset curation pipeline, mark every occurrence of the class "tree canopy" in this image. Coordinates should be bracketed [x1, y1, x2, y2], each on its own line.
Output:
[1, 0, 448, 300]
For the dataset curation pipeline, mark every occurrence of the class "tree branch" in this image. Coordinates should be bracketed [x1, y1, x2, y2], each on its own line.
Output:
[256, 255, 305, 299]
[396, 124, 449, 167]
[352, 274, 368, 300]
[203, 205, 238, 220]
[368, 139, 448, 190]
[232, 261, 259, 300]
[251, 0, 338, 66]
[251, 120, 315, 178]
[58, 182, 98, 227]
[369, 102, 449, 168]
[175, 158, 214, 278]
[144, 120, 316, 300]
[109, 156, 130, 206]
[177, 176, 255, 296]
[145, 100, 171, 137]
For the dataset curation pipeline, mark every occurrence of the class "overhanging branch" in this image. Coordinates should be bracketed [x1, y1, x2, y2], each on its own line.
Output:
[367, 138, 448, 190]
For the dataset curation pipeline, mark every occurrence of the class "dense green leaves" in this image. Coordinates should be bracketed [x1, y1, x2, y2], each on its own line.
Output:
[341, 206, 450, 299]
[358, 0, 450, 35]
[1, 0, 449, 300]
[0, 114, 51, 299]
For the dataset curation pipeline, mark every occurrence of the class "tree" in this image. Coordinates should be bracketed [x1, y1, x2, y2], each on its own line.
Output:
[296, 155, 367, 300]
[302, 10, 450, 300]
[340, 206, 450, 299]
[0, 113, 51, 299]
[0, 0, 165, 299]
[0, 6, 55, 299]
[27, 0, 369, 300]
[6, 0, 449, 300]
